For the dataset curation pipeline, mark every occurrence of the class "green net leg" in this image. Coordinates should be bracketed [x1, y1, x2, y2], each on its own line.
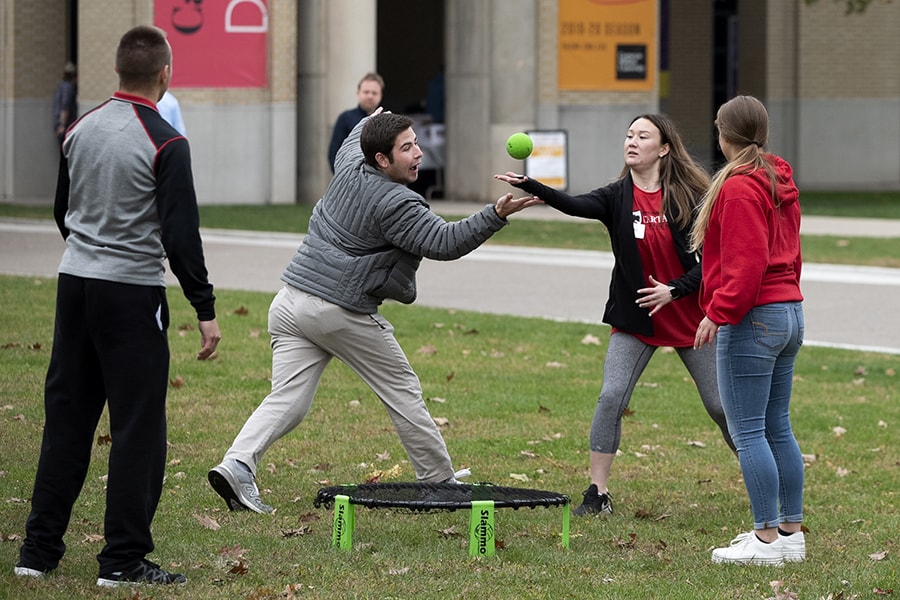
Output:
[561, 501, 570, 548]
[332, 494, 355, 551]
[469, 500, 495, 557]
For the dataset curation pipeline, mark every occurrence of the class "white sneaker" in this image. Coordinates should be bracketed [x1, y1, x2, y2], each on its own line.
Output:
[14, 566, 46, 578]
[712, 531, 784, 566]
[780, 530, 806, 562]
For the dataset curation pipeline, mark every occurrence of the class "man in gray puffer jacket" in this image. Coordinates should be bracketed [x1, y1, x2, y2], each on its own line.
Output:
[209, 109, 540, 513]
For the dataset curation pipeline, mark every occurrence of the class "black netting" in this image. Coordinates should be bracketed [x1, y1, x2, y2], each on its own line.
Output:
[314, 482, 569, 513]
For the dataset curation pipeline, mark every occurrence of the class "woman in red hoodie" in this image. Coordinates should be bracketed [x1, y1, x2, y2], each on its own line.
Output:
[692, 95, 805, 566]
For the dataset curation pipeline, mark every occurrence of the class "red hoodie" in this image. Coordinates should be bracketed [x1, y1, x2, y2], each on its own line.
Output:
[700, 154, 803, 325]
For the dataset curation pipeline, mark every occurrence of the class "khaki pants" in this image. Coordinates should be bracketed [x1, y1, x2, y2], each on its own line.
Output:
[224, 286, 454, 482]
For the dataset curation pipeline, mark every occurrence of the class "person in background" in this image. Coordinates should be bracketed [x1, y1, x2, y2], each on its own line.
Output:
[327, 72, 384, 172]
[52, 62, 78, 146]
[157, 90, 187, 136]
[209, 109, 541, 514]
[496, 113, 735, 517]
[14, 25, 220, 587]
[693, 95, 805, 566]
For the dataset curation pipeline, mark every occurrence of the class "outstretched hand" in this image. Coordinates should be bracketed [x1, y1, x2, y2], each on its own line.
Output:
[494, 192, 543, 219]
[494, 172, 529, 186]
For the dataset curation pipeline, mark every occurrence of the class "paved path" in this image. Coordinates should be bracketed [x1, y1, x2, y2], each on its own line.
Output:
[2, 216, 899, 355]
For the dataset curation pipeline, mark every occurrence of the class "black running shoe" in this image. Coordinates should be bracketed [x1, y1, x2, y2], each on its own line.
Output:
[96, 559, 187, 587]
[572, 483, 613, 516]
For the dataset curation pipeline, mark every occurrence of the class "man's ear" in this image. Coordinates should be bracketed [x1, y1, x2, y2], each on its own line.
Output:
[375, 152, 391, 169]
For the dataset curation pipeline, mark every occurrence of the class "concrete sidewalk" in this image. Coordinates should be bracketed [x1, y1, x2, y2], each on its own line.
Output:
[3, 216, 900, 354]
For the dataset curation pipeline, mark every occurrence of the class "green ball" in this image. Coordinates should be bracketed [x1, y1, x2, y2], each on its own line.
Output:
[506, 132, 533, 160]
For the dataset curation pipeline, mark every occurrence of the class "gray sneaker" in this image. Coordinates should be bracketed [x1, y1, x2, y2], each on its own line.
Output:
[208, 459, 274, 514]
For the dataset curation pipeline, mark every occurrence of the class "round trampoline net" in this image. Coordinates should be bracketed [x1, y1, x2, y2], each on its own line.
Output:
[314, 482, 570, 513]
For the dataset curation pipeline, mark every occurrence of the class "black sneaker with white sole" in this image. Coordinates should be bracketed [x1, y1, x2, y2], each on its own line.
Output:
[14, 564, 50, 579]
[572, 483, 613, 516]
[96, 559, 186, 587]
[208, 458, 274, 514]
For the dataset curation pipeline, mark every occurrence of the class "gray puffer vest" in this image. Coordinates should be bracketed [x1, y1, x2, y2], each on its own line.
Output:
[281, 116, 507, 314]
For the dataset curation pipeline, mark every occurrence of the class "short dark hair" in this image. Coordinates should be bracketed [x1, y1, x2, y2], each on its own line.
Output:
[360, 113, 413, 167]
[358, 72, 385, 92]
[115, 25, 171, 88]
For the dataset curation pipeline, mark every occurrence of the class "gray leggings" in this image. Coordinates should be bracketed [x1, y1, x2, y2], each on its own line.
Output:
[589, 331, 735, 453]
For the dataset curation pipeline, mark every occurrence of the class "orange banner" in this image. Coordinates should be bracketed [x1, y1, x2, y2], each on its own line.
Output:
[558, 0, 656, 91]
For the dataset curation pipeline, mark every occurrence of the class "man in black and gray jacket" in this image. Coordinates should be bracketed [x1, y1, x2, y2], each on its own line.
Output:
[15, 25, 220, 587]
[209, 109, 540, 513]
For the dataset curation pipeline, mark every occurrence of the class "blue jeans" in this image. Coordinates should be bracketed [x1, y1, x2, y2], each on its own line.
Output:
[717, 302, 804, 530]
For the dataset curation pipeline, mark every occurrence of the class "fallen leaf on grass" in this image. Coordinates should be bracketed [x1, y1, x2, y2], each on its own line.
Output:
[613, 533, 638, 549]
[509, 473, 530, 482]
[873, 588, 894, 595]
[229, 561, 248, 576]
[218, 544, 246, 558]
[433, 417, 450, 428]
[2, 533, 21, 541]
[417, 344, 438, 356]
[581, 334, 601, 346]
[169, 375, 185, 388]
[765, 580, 799, 600]
[438, 526, 461, 538]
[234, 306, 249, 316]
[686, 440, 706, 448]
[281, 526, 311, 537]
[298, 511, 320, 523]
[388, 566, 410, 575]
[869, 550, 889, 561]
[81, 533, 104, 544]
[194, 513, 221, 531]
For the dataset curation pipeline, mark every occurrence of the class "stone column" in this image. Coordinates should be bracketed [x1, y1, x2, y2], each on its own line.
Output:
[296, 0, 376, 204]
[446, 0, 538, 203]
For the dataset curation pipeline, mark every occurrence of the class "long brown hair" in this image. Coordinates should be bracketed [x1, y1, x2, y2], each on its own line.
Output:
[691, 95, 778, 250]
[621, 114, 710, 229]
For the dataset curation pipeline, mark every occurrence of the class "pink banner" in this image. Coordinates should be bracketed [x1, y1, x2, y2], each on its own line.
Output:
[154, 0, 268, 88]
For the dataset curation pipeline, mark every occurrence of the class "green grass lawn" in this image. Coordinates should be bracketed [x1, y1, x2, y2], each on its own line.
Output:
[1, 276, 897, 599]
[4, 190, 900, 268]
